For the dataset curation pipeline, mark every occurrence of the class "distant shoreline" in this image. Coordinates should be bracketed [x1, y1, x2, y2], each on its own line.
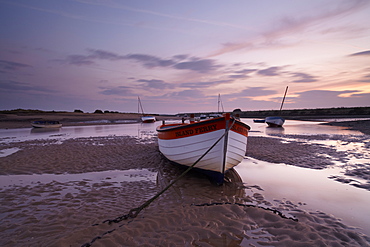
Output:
[0, 112, 180, 129]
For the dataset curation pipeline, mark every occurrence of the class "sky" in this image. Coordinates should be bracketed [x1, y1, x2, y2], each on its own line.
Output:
[0, 0, 369, 114]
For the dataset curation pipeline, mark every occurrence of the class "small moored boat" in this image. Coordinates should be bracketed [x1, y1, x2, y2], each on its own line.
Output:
[31, 121, 62, 128]
[265, 86, 289, 127]
[156, 113, 250, 184]
[138, 96, 156, 123]
[141, 116, 156, 123]
[265, 116, 285, 127]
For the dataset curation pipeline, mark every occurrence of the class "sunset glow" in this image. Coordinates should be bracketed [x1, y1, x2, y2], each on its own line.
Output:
[1, 0, 369, 113]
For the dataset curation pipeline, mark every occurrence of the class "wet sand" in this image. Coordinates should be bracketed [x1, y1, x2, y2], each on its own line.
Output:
[1, 131, 370, 246]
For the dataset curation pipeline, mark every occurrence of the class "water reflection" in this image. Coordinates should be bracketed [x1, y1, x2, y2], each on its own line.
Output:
[1, 118, 364, 144]
[236, 158, 370, 236]
[0, 169, 157, 188]
[156, 160, 245, 201]
[30, 127, 61, 134]
[265, 126, 285, 136]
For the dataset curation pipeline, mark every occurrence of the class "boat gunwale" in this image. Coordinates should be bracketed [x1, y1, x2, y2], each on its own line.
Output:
[157, 116, 250, 133]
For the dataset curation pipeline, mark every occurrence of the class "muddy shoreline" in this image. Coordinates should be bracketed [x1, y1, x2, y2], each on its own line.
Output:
[1, 131, 370, 246]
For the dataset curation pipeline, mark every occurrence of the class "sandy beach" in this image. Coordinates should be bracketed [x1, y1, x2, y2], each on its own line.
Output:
[1, 115, 370, 246]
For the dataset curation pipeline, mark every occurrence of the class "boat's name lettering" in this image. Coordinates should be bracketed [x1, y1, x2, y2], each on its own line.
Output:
[174, 124, 217, 137]
[195, 124, 217, 134]
[231, 125, 248, 136]
[175, 129, 194, 137]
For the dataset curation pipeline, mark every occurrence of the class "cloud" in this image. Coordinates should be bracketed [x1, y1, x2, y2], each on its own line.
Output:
[228, 68, 257, 79]
[173, 58, 221, 73]
[227, 87, 277, 98]
[168, 89, 205, 98]
[137, 79, 173, 89]
[257, 66, 282, 76]
[57, 49, 220, 73]
[0, 60, 32, 71]
[124, 54, 176, 68]
[229, 74, 249, 79]
[293, 89, 370, 108]
[349, 50, 370, 57]
[240, 87, 277, 97]
[210, 0, 369, 57]
[290, 72, 318, 83]
[180, 80, 231, 88]
[99, 86, 132, 96]
[0, 80, 54, 93]
[64, 55, 95, 66]
[88, 49, 125, 60]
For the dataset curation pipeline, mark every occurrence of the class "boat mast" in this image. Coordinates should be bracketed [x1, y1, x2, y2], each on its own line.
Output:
[138, 96, 145, 116]
[218, 94, 224, 113]
[279, 86, 288, 112]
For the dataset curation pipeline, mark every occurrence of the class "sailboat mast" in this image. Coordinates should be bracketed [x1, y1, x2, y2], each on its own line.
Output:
[218, 94, 220, 113]
[138, 96, 145, 115]
[218, 94, 224, 113]
[279, 86, 288, 112]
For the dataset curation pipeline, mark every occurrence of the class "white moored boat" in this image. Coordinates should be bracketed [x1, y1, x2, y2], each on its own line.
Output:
[31, 120, 62, 128]
[156, 113, 250, 184]
[138, 96, 156, 123]
[265, 86, 288, 127]
[265, 116, 285, 127]
[141, 116, 156, 123]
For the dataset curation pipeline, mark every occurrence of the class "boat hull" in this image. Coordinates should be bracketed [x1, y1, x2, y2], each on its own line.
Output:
[157, 114, 250, 184]
[265, 116, 285, 127]
[31, 121, 62, 128]
[141, 116, 156, 123]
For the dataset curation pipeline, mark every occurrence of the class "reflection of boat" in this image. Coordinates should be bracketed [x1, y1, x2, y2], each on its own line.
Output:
[138, 96, 156, 123]
[31, 121, 62, 128]
[156, 113, 250, 184]
[265, 86, 288, 127]
[31, 127, 61, 134]
[265, 126, 285, 136]
[253, 119, 265, 123]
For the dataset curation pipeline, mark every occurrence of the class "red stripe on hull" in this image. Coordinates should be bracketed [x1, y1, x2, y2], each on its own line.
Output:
[157, 116, 249, 140]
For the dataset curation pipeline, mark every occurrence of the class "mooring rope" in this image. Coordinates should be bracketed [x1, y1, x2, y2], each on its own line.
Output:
[81, 118, 236, 247]
[105, 117, 237, 224]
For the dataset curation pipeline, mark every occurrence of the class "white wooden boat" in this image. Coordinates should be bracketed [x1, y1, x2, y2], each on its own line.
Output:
[265, 116, 285, 127]
[31, 121, 62, 128]
[156, 113, 250, 184]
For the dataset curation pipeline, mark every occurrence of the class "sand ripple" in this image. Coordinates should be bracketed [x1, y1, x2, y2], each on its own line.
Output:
[1, 136, 369, 246]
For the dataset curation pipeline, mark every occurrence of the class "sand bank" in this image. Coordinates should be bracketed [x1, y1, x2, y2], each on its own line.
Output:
[320, 119, 370, 135]
[1, 133, 369, 246]
[0, 112, 180, 129]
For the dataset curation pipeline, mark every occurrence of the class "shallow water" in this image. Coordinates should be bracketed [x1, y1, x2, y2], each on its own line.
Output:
[235, 158, 370, 236]
[0, 118, 363, 144]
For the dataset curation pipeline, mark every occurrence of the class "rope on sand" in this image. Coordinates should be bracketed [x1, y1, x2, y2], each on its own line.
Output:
[81, 118, 236, 247]
[104, 118, 236, 224]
